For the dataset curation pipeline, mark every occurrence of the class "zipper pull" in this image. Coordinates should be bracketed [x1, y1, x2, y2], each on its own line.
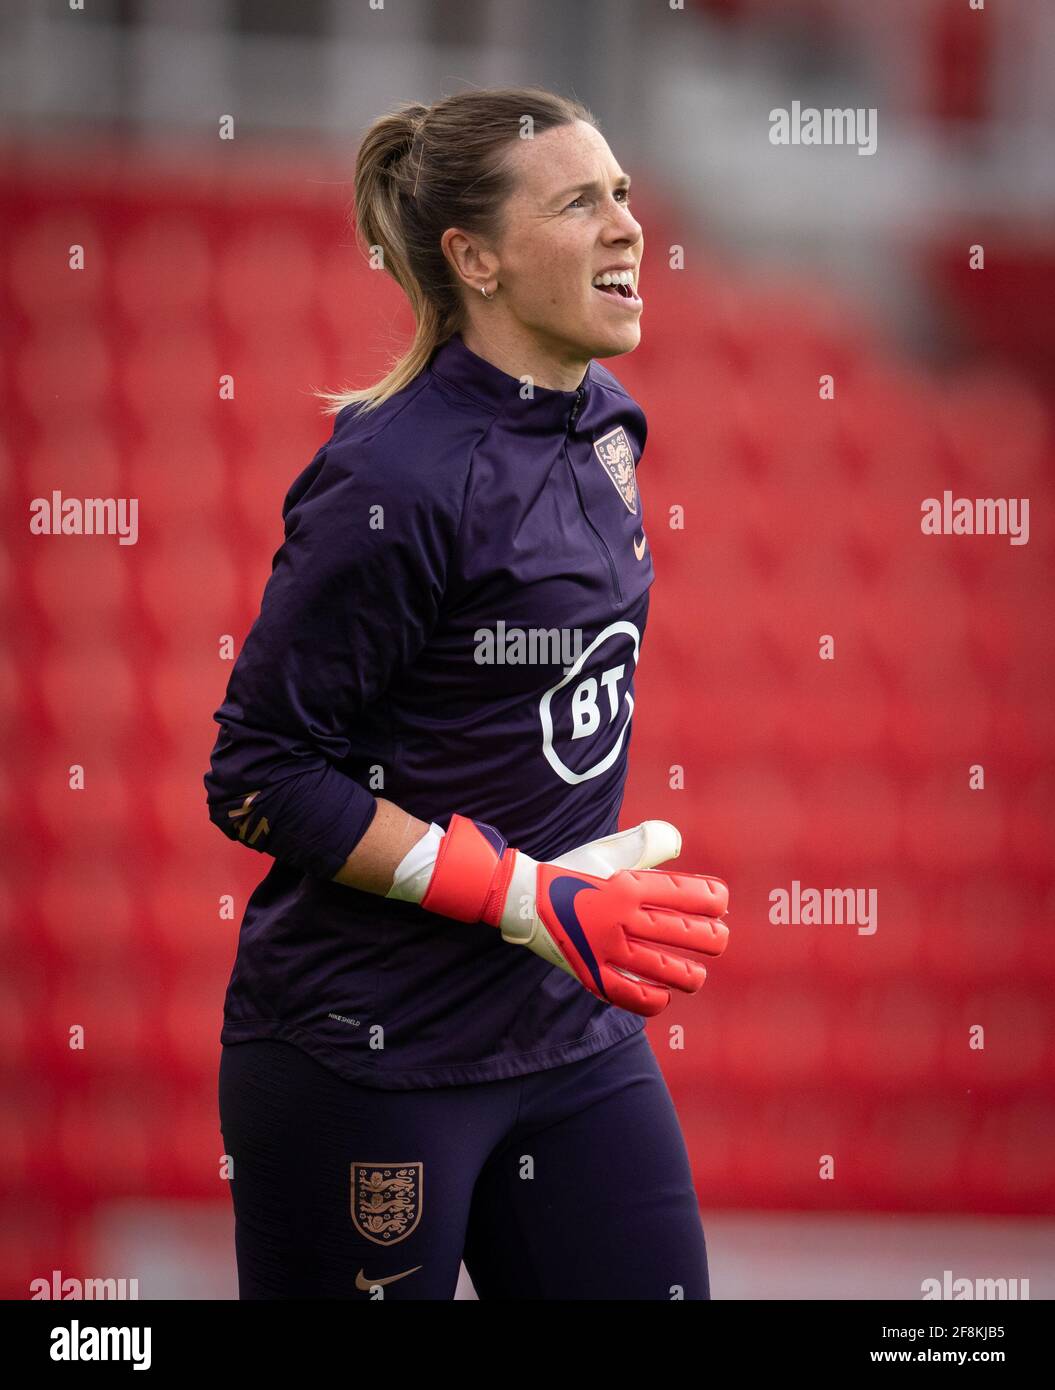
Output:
[568, 386, 585, 429]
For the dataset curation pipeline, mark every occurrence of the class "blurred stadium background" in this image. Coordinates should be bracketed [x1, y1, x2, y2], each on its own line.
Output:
[1, 0, 1053, 1299]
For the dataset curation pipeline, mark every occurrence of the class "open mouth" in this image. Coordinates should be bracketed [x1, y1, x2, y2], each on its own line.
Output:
[592, 280, 641, 303]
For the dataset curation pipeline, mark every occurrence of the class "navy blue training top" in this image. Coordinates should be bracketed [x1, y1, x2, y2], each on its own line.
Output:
[204, 330, 656, 1088]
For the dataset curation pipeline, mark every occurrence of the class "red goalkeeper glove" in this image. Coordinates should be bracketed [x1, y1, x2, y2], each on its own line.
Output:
[387, 814, 729, 1017]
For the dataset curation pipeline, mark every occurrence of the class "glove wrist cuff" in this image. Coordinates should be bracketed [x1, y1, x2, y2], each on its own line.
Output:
[480, 846, 518, 927]
[420, 813, 514, 924]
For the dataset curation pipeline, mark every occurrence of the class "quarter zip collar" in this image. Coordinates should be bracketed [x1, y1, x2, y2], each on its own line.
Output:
[428, 330, 592, 435]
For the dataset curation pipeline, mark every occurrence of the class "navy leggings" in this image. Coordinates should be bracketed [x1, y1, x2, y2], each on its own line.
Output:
[218, 1028, 710, 1300]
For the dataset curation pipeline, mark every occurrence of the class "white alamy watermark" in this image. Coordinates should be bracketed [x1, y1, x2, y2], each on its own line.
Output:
[474, 621, 583, 666]
[49, 1321, 151, 1370]
[769, 101, 877, 156]
[769, 880, 877, 935]
[921, 492, 1029, 545]
[29, 491, 139, 545]
[31, 1269, 139, 1299]
[921, 1270, 1029, 1300]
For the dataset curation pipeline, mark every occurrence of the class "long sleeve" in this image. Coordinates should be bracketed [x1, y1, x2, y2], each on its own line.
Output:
[204, 427, 464, 879]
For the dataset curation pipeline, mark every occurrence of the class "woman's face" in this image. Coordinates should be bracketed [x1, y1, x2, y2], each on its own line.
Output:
[475, 120, 645, 365]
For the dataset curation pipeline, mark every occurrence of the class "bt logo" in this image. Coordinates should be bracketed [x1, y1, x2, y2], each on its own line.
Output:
[539, 621, 640, 785]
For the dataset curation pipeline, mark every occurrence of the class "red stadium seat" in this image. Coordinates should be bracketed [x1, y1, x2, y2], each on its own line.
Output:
[962, 1101, 1055, 1206]
[112, 216, 212, 320]
[38, 647, 139, 754]
[857, 1097, 971, 1206]
[32, 766, 135, 851]
[8, 213, 106, 316]
[115, 316, 221, 421]
[900, 769, 1007, 872]
[214, 221, 321, 326]
[37, 859, 137, 957]
[137, 534, 239, 649]
[54, 1086, 156, 1197]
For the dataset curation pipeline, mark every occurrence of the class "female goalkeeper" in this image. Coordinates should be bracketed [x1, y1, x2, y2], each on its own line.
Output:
[206, 85, 730, 1301]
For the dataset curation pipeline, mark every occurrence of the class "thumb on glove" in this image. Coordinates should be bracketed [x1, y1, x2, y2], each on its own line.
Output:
[550, 820, 681, 876]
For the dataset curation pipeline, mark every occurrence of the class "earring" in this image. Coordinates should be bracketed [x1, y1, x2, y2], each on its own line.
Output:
[480, 285, 495, 300]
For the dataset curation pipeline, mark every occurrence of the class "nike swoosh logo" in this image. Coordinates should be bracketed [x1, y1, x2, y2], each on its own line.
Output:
[355, 1265, 422, 1291]
[633, 532, 647, 561]
[548, 875, 606, 999]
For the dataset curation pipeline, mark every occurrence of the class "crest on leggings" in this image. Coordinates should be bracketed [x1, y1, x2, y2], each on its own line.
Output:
[593, 426, 639, 514]
[351, 1163, 423, 1246]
